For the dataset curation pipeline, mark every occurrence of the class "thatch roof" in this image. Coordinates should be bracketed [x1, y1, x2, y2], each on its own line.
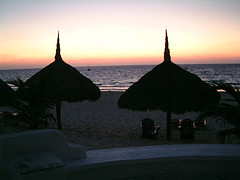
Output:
[118, 60, 219, 113]
[118, 30, 219, 113]
[18, 32, 100, 129]
[22, 33, 100, 102]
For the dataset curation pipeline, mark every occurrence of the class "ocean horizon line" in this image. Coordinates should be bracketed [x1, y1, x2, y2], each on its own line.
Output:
[1, 64, 240, 91]
[1, 62, 240, 71]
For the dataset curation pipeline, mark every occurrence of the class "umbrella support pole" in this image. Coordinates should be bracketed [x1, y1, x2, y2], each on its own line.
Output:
[166, 111, 171, 141]
[56, 102, 62, 129]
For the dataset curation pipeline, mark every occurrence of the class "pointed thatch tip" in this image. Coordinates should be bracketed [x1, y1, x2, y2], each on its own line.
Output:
[55, 31, 63, 62]
[57, 31, 60, 41]
[164, 29, 171, 63]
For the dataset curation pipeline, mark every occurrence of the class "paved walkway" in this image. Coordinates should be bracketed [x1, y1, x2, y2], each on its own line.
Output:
[84, 144, 240, 164]
[67, 144, 240, 180]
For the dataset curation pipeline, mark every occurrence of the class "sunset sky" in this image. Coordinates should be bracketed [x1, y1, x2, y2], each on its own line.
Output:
[1, 0, 240, 69]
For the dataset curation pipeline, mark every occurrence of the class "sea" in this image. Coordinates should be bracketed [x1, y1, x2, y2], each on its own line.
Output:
[0, 64, 240, 91]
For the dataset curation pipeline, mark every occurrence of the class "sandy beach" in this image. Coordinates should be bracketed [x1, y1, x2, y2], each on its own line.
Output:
[59, 92, 231, 149]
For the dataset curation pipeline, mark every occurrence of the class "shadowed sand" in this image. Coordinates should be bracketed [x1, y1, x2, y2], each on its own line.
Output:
[60, 92, 232, 149]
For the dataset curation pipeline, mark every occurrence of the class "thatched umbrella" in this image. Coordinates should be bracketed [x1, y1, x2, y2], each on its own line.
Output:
[19, 32, 100, 129]
[0, 78, 17, 107]
[118, 30, 220, 140]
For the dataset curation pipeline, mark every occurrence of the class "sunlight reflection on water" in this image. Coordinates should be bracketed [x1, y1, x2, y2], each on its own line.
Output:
[0, 64, 240, 91]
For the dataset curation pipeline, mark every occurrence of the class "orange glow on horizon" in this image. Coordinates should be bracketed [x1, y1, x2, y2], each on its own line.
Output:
[1, 27, 239, 69]
[1, 0, 240, 69]
[1, 54, 239, 70]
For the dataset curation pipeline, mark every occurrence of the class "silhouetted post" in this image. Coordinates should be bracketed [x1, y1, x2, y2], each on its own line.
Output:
[166, 111, 172, 141]
[55, 32, 62, 129]
[165, 29, 172, 141]
[56, 102, 62, 129]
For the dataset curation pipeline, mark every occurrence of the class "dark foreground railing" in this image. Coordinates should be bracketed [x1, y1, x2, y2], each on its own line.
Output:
[1, 129, 240, 180]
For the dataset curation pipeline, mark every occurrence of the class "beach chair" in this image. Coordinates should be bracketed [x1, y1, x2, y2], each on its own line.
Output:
[179, 118, 195, 140]
[217, 128, 240, 144]
[194, 119, 207, 129]
[141, 118, 160, 139]
[171, 118, 181, 129]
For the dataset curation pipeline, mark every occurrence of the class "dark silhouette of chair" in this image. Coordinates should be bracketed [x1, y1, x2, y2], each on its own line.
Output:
[171, 119, 181, 129]
[217, 128, 240, 144]
[195, 119, 207, 129]
[141, 118, 160, 139]
[180, 118, 195, 140]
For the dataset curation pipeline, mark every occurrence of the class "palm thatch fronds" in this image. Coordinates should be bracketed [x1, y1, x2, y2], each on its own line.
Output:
[0, 78, 17, 106]
[197, 82, 240, 128]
